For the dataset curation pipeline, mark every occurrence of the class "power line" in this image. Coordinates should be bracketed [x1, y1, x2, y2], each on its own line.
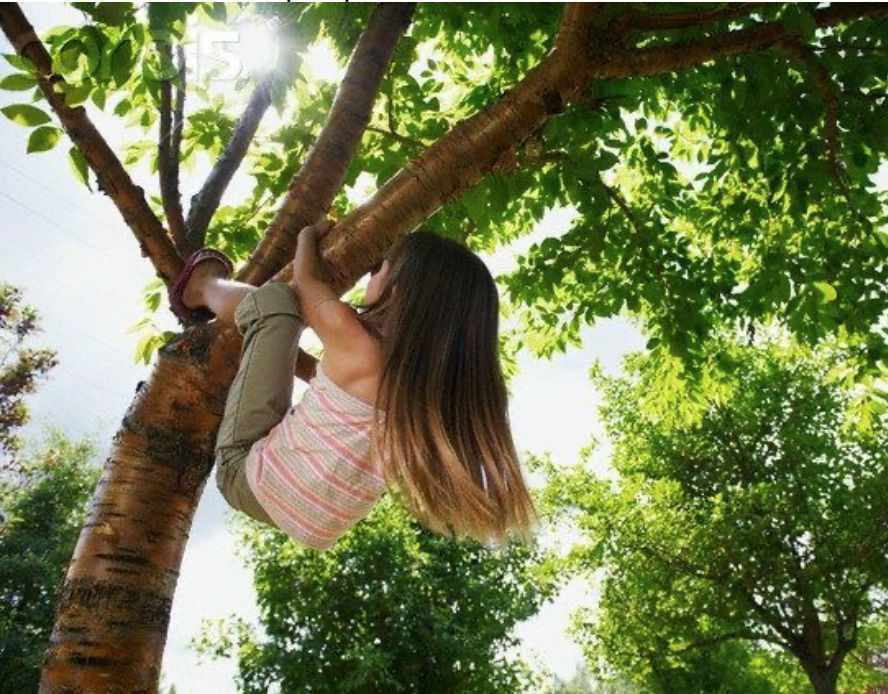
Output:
[0, 158, 120, 230]
[0, 189, 132, 266]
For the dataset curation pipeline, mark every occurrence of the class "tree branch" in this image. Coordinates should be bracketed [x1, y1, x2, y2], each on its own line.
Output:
[238, 2, 417, 286]
[621, 3, 763, 32]
[775, 38, 855, 206]
[600, 3, 888, 79]
[245, 3, 608, 290]
[158, 42, 188, 254]
[184, 76, 274, 252]
[0, 4, 183, 285]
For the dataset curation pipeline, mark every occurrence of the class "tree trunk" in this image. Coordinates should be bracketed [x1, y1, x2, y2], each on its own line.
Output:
[801, 662, 840, 694]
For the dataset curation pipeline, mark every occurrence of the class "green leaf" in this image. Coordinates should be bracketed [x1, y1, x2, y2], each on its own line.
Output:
[1, 103, 51, 127]
[813, 281, 837, 303]
[874, 229, 888, 250]
[2, 53, 36, 73]
[67, 146, 91, 190]
[26, 126, 62, 154]
[0, 74, 38, 91]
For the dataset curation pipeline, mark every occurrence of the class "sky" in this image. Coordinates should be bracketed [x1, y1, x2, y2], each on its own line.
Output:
[0, 5, 646, 691]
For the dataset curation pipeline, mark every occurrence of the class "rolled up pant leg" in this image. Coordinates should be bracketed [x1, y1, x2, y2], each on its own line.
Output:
[215, 281, 303, 525]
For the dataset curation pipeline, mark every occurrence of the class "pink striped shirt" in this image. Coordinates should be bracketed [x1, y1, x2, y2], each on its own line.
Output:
[245, 363, 387, 551]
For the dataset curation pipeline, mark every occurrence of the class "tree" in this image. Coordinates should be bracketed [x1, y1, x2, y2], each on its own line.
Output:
[0, 431, 99, 694]
[1, 2, 887, 691]
[545, 340, 888, 694]
[0, 283, 56, 464]
[193, 497, 555, 693]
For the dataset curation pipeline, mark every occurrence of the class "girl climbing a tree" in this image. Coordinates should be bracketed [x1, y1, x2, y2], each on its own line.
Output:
[169, 221, 537, 550]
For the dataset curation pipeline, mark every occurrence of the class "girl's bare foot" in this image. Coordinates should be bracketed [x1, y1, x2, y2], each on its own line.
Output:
[182, 260, 229, 310]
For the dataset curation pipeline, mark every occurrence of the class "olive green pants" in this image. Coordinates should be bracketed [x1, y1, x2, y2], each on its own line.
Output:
[214, 281, 304, 525]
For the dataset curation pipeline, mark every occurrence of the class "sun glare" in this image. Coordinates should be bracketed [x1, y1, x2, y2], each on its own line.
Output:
[234, 20, 279, 79]
[302, 40, 345, 84]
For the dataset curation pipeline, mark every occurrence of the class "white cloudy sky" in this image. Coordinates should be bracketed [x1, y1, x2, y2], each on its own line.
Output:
[1, 5, 646, 691]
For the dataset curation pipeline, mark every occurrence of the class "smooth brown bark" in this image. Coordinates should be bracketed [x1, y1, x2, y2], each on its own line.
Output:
[0, 4, 183, 285]
[620, 3, 764, 31]
[604, 2, 888, 79]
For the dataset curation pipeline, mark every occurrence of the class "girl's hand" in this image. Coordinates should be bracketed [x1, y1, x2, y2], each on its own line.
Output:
[291, 219, 334, 289]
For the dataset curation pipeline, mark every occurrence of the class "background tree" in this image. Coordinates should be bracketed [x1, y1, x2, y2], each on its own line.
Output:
[0, 282, 56, 465]
[192, 497, 556, 694]
[544, 339, 888, 694]
[0, 431, 99, 694]
[1, 3, 887, 691]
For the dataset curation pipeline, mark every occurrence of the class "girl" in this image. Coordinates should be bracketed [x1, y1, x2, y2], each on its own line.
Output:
[169, 222, 536, 550]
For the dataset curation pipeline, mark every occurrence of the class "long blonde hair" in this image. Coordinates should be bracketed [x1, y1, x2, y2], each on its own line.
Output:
[360, 231, 537, 544]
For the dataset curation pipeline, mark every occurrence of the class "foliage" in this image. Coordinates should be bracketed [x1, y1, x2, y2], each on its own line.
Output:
[0, 430, 100, 694]
[193, 497, 558, 694]
[544, 338, 888, 694]
[6, 5, 885, 380]
[0, 283, 57, 461]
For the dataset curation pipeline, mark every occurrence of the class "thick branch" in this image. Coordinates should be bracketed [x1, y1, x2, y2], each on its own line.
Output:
[0, 4, 183, 284]
[184, 76, 274, 251]
[237, 2, 417, 285]
[601, 3, 888, 79]
[622, 3, 763, 31]
[266, 3, 607, 295]
[158, 42, 187, 254]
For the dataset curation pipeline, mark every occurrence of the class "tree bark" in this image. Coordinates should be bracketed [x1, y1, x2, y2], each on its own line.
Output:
[158, 43, 188, 255]
[237, 1, 418, 286]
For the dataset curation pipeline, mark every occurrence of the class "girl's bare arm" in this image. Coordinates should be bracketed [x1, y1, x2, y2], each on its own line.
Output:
[289, 222, 377, 369]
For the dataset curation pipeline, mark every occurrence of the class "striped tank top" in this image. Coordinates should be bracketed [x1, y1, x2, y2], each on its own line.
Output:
[244, 363, 387, 551]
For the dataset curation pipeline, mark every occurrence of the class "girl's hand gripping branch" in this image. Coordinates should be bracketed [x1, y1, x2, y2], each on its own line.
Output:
[288, 221, 378, 372]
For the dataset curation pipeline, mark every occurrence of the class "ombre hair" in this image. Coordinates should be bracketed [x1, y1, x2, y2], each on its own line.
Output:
[360, 231, 537, 545]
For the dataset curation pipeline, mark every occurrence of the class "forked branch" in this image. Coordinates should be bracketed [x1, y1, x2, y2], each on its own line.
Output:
[0, 3, 184, 284]
[601, 3, 888, 79]
[237, 2, 417, 286]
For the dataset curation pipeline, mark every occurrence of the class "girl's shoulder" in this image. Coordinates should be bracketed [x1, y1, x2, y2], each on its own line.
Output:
[316, 335, 382, 408]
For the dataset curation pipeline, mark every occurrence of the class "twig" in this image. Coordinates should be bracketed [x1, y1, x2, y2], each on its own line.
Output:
[185, 75, 274, 251]
[158, 42, 187, 254]
[776, 38, 859, 217]
[365, 125, 427, 149]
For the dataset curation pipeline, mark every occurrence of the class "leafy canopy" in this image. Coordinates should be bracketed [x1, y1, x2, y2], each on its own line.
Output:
[3, 4, 885, 384]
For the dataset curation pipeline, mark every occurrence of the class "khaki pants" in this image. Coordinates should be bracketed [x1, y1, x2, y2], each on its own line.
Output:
[214, 281, 304, 526]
